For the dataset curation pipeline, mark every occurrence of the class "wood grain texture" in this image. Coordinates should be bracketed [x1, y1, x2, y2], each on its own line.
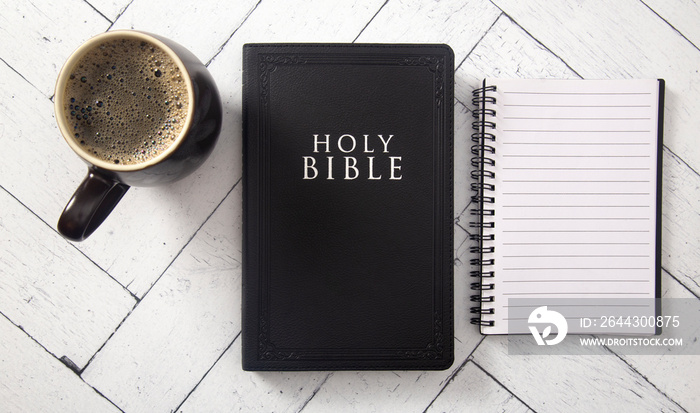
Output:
[177, 339, 329, 413]
[425, 361, 532, 413]
[0, 0, 109, 97]
[472, 334, 685, 412]
[0, 189, 135, 370]
[110, 0, 259, 64]
[455, 13, 578, 106]
[492, 0, 700, 175]
[643, 0, 700, 49]
[619, 270, 700, 412]
[0, 59, 89, 224]
[301, 369, 451, 413]
[661, 148, 700, 296]
[81, 186, 242, 413]
[87, 0, 132, 22]
[356, 0, 501, 64]
[0, 315, 120, 413]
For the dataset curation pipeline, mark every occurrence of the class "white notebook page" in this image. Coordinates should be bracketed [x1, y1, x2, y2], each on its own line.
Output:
[480, 79, 661, 334]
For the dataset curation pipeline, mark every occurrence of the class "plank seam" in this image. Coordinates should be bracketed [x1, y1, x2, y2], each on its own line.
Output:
[639, 0, 700, 53]
[664, 146, 700, 179]
[172, 331, 241, 412]
[206, 0, 263, 67]
[80, 306, 136, 375]
[0, 312, 126, 412]
[471, 357, 538, 412]
[456, 11, 503, 72]
[80, 178, 241, 402]
[296, 372, 333, 413]
[82, 0, 113, 24]
[485, 3, 583, 79]
[663, 268, 700, 299]
[605, 346, 690, 413]
[106, 0, 135, 31]
[133, 177, 241, 302]
[421, 358, 470, 413]
[0, 57, 48, 100]
[0, 184, 138, 302]
[352, 0, 390, 43]
[421, 335, 488, 413]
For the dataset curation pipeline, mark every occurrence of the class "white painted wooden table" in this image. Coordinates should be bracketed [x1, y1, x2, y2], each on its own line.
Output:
[1, 1, 699, 412]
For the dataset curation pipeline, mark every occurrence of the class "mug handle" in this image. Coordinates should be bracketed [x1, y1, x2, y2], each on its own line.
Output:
[58, 167, 130, 241]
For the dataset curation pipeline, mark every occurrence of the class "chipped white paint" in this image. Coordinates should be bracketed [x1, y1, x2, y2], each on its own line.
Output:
[0, 189, 135, 370]
[356, 0, 502, 64]
[426, 361, 532, 413]
[110, 0, 260, 64]
[87, 0, 132, 22]
[644, 0, 700, 48]
[661, 148, 700, 295]
[177, 339, 329, 413]
[0, 315, 121, 413]
[472, 335, 685, 412]
[81, 187, 243, 413]
[0, 0, 110, 97]
[0, 0, 698, 412]
[621, 270, 700, 411]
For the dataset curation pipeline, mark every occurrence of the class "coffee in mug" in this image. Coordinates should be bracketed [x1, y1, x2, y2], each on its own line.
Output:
[62, 38, 189, 165]
[55, 30, 222, 241]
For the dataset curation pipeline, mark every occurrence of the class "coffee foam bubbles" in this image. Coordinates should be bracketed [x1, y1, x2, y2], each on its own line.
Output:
[63, 38, 189, 165]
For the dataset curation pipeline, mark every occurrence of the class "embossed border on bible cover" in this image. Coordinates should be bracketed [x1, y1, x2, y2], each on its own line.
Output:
[242, 44, 454, 370]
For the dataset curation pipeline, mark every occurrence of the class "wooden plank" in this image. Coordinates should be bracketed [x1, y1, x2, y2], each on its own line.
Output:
[176, 339, 329, 413]
[0, 315, 121, 413]
[472, 335, 684, 412]
[491, 0, 700, 175]
[426, 361, 532, 413]
[0, 0, 109, 97]
[81, 186, 243, 413]
[301, 370, 452, 413]
[110, 0, 259, 64]
[643, 0, 700, 49]
[0, 189, 136, 370]
[86, 0, 131, 22]
[619, 270, 700, 412]
[455, 13, 578, 106]
[662, 148, 700, 296]
[0, 59, 88, 224]
[356, 0, 501, 65]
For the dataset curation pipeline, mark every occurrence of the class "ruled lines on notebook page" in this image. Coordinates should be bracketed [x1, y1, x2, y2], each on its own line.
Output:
[483, 79, 661, 334]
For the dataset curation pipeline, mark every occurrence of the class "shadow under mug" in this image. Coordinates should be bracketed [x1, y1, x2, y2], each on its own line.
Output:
[55, 30, 222, 241]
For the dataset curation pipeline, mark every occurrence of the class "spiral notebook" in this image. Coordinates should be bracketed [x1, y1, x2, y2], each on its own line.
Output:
[470, 79, 664, 334]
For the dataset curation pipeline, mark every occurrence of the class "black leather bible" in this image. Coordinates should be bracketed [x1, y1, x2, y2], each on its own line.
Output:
[242, 44, 454, 370]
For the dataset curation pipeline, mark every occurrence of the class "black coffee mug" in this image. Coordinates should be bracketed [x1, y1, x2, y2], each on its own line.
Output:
[54, 30, 222, 241]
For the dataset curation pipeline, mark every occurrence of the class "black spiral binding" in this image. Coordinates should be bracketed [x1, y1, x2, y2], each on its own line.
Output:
[469, 84, 497, 327]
